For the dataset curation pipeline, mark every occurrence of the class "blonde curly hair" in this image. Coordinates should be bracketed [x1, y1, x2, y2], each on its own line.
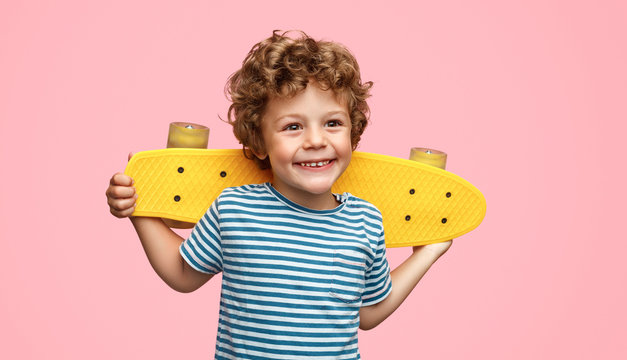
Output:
[225, 30, 373, 169]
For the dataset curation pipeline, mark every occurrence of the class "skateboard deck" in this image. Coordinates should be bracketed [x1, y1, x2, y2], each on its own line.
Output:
[125, 149, 486, 247]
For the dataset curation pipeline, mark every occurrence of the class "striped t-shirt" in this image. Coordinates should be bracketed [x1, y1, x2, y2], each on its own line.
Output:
[179, 183, 392, 359]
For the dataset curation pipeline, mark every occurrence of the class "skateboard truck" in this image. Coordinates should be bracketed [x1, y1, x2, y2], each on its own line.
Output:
[163, 122, 210, 229]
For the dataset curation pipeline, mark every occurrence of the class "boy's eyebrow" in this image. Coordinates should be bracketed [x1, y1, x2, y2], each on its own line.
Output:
[275, 113, 303, 122]
[276, 110, 348, 122]
[325, 110, 349, 118]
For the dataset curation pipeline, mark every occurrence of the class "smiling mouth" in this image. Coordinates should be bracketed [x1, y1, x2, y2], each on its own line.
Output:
[297, 160, 333, 168]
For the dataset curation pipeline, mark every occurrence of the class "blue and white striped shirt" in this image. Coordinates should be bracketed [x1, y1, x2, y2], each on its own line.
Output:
[180, 183, 392, 359]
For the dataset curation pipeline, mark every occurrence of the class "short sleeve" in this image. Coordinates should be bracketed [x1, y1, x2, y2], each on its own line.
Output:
[179, 197, 224, 274]
[361, 228, 392, 306]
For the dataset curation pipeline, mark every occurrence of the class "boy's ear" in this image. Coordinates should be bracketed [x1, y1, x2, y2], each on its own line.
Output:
[255, 152, 268, 161]
[249, 148, 268, 160]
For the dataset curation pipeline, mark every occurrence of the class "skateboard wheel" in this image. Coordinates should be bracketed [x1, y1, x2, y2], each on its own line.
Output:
[167, 122, 209, 149]
[409, 147, 447, 170]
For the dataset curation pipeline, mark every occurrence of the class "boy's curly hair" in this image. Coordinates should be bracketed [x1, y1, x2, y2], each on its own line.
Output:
[225, 30, 373, 169]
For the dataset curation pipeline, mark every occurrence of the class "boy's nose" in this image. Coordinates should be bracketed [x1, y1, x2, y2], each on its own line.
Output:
[303, 127, 327, 149]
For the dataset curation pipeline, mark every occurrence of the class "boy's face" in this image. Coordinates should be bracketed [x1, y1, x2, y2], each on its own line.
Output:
[257, 81, 352, 210]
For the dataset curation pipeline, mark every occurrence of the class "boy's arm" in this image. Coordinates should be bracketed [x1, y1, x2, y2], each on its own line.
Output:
[130, 216, 214, 293]
[107, 155, 214, 293]
[359, 241, 452, 330]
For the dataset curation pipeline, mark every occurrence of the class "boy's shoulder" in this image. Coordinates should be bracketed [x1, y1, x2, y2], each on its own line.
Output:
[341, 192, 377, 209]
[336, 192, 384, 226]
[221, 183, 268, 196]
[216, 183, 270, 202]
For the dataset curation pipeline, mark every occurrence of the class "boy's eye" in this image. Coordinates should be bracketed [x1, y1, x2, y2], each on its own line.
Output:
[325, 120, 342, 127]
[284, 124, 302, 131]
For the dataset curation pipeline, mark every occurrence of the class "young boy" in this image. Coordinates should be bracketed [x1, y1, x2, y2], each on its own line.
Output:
[106, 30, 452, 359]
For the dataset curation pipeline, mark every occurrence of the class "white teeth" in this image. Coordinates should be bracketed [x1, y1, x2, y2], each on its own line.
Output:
[299, 160, 330, 167]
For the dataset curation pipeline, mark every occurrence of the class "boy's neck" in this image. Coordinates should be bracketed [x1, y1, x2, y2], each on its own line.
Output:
[270, 182, 340, 210]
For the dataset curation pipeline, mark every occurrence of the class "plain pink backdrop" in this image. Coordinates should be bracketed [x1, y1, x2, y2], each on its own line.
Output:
[1, 1, 625, 359]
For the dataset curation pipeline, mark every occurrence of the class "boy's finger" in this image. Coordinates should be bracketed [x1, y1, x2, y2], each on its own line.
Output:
[111, 185, 136, 199]
[110, 204, 136, 218]
[119, 206, 136, 218]
[108, 196, 136, 212]
[110, 173, 134, 186]
[128, 152, 135, 162]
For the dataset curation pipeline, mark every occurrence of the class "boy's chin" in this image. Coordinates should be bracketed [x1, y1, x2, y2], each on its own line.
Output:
[299, 180, 337, 195]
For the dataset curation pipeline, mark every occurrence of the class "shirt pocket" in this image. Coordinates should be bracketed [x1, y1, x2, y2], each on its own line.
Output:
[329, 249, 366, 303]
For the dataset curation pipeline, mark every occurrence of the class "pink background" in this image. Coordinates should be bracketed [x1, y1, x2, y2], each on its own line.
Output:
[1, 1, 625, 358]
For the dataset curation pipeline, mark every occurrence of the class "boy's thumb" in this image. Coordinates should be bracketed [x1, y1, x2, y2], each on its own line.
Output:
[128, 152, 135, 162]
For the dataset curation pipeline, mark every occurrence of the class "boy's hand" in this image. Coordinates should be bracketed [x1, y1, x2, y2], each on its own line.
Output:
[106, 152, 137, 218]
[412, 240, 453, 260]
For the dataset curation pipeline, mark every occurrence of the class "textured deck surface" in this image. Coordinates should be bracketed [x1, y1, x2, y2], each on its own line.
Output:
[125, 149, 486, 247]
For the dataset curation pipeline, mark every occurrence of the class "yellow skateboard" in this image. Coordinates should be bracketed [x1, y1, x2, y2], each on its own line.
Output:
[125, 148, 486, 247]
